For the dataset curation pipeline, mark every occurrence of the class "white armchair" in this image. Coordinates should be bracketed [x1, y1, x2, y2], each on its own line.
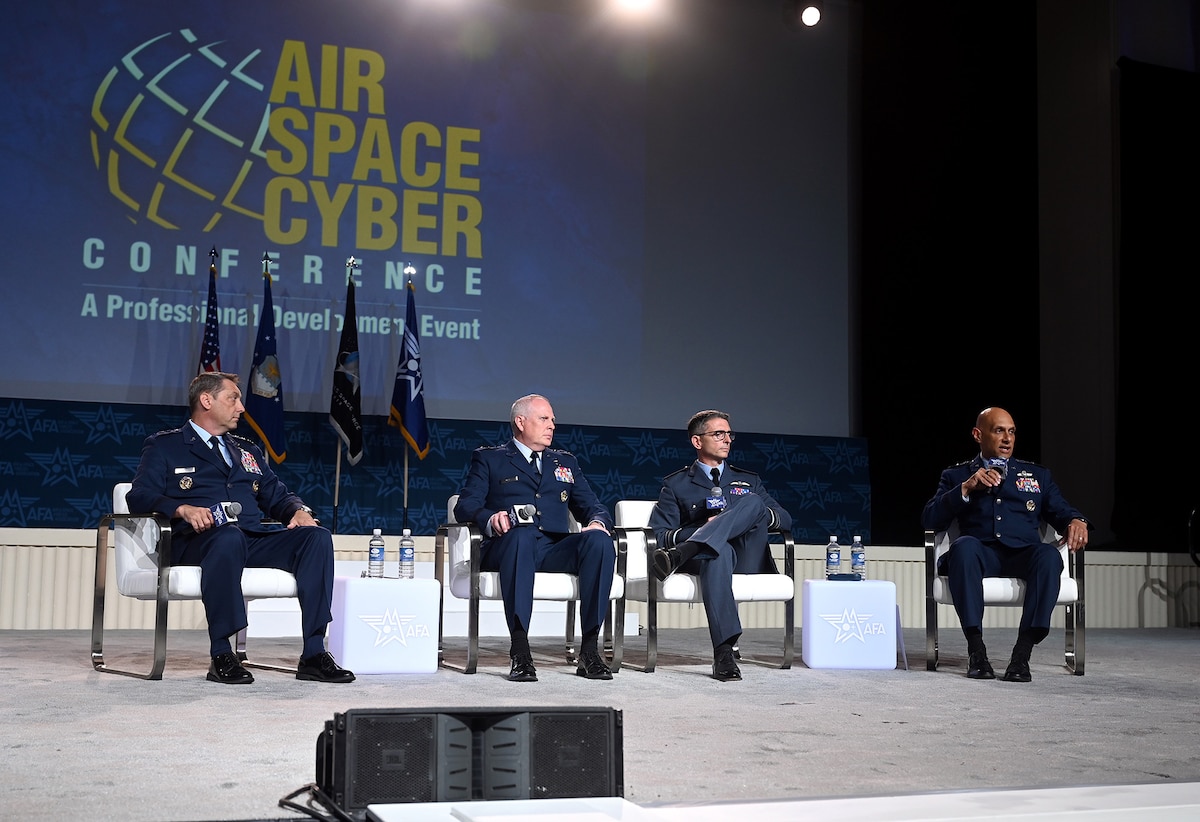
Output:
[90, 482, 299, 680]
[613, 499, 795, 672]
[434, 495, 626, 674]
[925, 522, 1084, 675]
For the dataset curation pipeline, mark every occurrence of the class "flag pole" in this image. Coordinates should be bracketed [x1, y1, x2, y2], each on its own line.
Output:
[403, 448, 410, 532]
[332, 441, 342, 534]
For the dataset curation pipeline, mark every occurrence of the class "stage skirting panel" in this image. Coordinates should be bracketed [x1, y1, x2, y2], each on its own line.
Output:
[2, 528, 1199, 633]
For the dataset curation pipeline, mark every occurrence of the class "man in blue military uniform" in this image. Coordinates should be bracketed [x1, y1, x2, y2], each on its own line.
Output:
[127, 372, 354, 685]
[922, 406, 1089, 682]
[649, 410, 792, 681]
[454, 394, 616, 682]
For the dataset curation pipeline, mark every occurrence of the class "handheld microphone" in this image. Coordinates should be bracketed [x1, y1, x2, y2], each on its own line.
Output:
[706, 486, 726, 511]
[210, 501, 241, 526]
[509, 504, 535, 525]
[986, 461, 1007, 494]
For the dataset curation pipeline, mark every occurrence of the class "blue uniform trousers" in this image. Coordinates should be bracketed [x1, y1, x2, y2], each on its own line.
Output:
[481, 527, 615, 637]
[939, 536, 1064, 633]
[177, 525, 335, 657]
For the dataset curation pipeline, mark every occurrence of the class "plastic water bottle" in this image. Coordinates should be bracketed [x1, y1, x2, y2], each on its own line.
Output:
[824, 536, 841, 578]
[368, 528, 385, 578]
[851, 535, 866, 579]
[398, 528, 415, 579]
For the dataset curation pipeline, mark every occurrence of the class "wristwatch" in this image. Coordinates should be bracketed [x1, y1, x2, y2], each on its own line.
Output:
[298, 505, 313, 515]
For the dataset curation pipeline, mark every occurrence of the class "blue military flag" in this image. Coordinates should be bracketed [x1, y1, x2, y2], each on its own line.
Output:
[197, 247, 221, 374]
[388, 275, 429, 459]
[243, 253, 287, 463]
[329, 264, 363, 466]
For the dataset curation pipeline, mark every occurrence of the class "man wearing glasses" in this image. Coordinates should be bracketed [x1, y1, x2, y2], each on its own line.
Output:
[648, 410, 792, 681]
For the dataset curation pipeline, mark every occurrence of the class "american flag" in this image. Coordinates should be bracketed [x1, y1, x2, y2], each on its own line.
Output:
[198, 247, 221, 374]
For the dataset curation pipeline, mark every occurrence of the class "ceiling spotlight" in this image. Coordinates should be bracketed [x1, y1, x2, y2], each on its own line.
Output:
[801, 2, 823, 27]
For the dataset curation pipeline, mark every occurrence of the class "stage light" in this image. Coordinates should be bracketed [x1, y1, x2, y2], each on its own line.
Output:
[784, 0, 824, 29]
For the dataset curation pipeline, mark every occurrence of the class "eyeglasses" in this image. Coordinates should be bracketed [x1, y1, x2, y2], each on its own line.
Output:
[698, 430, 735, 442]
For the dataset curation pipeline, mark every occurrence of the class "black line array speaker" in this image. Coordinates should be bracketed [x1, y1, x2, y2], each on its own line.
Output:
[315, 706, 623, 817]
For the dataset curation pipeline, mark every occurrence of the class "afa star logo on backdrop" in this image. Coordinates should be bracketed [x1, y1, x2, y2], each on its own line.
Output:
[0, 489, 35, 527]
[1, 401, 42, 441]
[817, 515, 857, 539]
[618, 430, 669, 467]
[409, 501, 442, 535]
[851, 482, 872, 510]
[359, 609, 432, 648]
[290, 456, 333, 499]
[30, 447, 89, 487]
[334, 500, 378, 535]
[477, 424, 512, 447]
[758, 437, 801, 472]
[789, 475, 833, 511]
[816, 440, 862, 475]
[365, 460, 411, 498]
[557, 428, 600, 463]
[590, 467, 639, 506]
[422, 420, 451, 460]
[73, 406, 132, 446]
[438, 465, 472, 494]
[66, 491, 112, 529]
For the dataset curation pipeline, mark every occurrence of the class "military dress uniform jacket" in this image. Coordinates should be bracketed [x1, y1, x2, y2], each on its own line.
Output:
[127, 425, 306, 539]
[921, 456, 1085, 548]
[649, 462, 792, 556]
[454, 443, 613, 536]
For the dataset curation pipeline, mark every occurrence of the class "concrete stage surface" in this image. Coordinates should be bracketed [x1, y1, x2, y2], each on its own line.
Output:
[1, 626, 1197, 821]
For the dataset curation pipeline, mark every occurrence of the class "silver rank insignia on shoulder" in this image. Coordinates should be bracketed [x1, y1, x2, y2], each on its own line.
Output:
[561, 490, 568, 502]
[180, 476, 192, 490]
[1027, 500, 1035, 511]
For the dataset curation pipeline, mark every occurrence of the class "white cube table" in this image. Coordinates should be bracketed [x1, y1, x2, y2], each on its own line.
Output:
[802, 578, 898, 669]
[328, 576, 441, 674]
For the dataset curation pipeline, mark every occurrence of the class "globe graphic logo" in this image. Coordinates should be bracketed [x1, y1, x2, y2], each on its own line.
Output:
[89, 28, 274, 232]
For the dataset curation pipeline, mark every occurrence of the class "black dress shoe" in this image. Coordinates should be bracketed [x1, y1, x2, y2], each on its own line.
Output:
[207, 651, 254, 684]
[712, 648, 742, 682]
[653, 547, 683, 581]
[575, 649, 614, 680]
[967, 650, 996, 680]
[509, 653, 538, 682]
[296, 651, 356, 683]
[1002, 658, 1032, 683]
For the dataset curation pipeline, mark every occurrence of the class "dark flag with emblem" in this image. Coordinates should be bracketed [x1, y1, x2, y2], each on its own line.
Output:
[243, 252, 287, 463]
[389, 274, 430, 459]
[329, 265, 363, 465]
[197, 247, 221, 374]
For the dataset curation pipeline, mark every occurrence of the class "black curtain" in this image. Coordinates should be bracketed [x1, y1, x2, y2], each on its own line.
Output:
[861, 1, 1040, 544]
[1112, 57, 1200, 548]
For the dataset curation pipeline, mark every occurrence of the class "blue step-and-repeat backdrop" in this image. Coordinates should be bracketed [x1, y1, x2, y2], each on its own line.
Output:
[0, 397, 871, 543]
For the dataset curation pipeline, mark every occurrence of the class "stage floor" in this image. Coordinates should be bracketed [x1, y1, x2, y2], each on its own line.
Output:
[1, 626, 1197, 821]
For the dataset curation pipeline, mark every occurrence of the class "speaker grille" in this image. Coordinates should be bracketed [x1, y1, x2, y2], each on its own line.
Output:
[529, 711, 614, 799]
[345, 714, 438, 805]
